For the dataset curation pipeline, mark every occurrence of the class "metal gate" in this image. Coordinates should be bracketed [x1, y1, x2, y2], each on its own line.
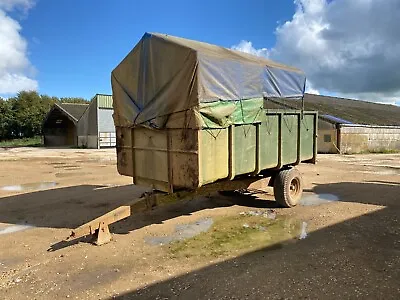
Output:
[99, 132, 116, 148]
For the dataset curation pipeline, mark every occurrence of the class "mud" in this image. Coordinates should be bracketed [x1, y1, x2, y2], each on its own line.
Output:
[0, 148, 398, 300]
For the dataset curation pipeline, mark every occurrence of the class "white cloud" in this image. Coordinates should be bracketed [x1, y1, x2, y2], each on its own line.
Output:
[0, 0, 35, 12]
[232, 0, 400, 104]
[305, 81, 319, 95]
[0, 0, 37, 95]
[231, 40, 269, 58]
[0, 73, 37, 94]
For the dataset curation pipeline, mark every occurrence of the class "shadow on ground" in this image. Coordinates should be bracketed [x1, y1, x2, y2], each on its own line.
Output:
[0, 182, 280, 251]
[0, 184, 278, 232]
[0, 184, 147, 229]
[107, 181, 399, 299]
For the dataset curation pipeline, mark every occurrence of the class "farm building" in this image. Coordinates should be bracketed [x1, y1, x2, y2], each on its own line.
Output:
[43, 94, 116, 148]
[77, 94, 116, 148]
[265, 94, 400, 154]
[42, 103, 89, 147]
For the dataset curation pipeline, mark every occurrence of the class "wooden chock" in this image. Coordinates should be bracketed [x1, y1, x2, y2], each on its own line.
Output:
[94, 222, 112, 246]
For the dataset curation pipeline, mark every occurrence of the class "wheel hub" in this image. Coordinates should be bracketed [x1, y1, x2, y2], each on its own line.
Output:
[289, 177, 300, 197]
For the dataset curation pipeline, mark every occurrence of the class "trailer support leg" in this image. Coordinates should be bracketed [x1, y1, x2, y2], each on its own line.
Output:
[64, 177, 261, 247]
[67, 205, 132, 245]
[94, 222, 112, 245]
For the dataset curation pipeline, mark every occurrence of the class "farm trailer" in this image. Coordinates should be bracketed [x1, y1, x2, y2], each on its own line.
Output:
[67, 33, 317, 245]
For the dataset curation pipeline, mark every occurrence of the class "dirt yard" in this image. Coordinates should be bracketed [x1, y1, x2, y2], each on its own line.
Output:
[0, 148, 399, 299]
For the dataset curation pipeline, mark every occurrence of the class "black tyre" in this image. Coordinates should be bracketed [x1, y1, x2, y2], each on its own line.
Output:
[273, 168, 303, 208]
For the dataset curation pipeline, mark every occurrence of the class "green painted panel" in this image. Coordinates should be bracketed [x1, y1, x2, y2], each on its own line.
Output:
[300, 114, 315, 160]
[96, 94, 113, 109]
[234, 125, 257, 175]
[198, 110, 317, 184]
[259, 115, 279, 169]
[281, 114, 298, 165]
[198, 98, 265, 128]
[199, 129, 229, 185]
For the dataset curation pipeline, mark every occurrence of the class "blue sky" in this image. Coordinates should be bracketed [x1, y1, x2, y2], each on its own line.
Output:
[15, 0, 295, 99]
[1, 0, 400, 105]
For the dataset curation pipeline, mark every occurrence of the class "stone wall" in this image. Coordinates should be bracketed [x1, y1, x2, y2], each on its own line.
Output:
[339, 125, 400, 154]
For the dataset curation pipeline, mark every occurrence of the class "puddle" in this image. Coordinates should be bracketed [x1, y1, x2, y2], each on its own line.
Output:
[300, 193, 340, 206]
[0, 182, 57, 192]
[165, 211, 310, 258]
[237, 214, 307, 241]
[145, 218, 214, 246]
[0, 224, 34, 235]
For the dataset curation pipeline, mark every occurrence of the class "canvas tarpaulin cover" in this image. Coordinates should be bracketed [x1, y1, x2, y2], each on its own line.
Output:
[111, 32, 306, 128]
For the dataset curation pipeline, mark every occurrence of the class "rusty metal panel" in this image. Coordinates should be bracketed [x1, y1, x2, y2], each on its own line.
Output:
[116, 127, 133, 178]
[133, 127, 169, 186]
[169, 129, 199, 189]
[115, 111, 317, 193]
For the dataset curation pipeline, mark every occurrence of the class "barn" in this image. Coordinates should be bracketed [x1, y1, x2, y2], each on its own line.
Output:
[77, 94, 116, 148]
[42, 103, 89, 147]
[43, 94, 116, 148]
[265, 94, 400, 154]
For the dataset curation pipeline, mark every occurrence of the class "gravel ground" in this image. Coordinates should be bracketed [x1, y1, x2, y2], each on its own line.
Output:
[0, 148, 399, 299]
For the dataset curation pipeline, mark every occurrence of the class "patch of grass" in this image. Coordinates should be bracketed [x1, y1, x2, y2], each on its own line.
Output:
[0, 136, 42, 148]
[168, 215, 302, 259]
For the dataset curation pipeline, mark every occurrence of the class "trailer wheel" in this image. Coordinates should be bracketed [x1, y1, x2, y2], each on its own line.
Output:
[273, 168, 303, 208]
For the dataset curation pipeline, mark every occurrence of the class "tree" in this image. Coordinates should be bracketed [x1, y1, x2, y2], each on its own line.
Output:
[0, 92, 89, 141]
[10, 91, 45, 138]
[60, 97, 88, 104]
[0, 98, 13, 140]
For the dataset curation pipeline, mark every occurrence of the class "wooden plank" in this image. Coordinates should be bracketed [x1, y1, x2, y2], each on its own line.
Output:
[68, 205, 131, 240]
[65, 177, 262, 245]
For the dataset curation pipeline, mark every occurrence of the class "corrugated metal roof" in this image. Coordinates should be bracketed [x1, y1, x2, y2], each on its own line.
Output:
[95, 94, 113, 109]
[321, 114, 353, 125]
[57, 103, 89, 122]
[265, 94, 400, 126]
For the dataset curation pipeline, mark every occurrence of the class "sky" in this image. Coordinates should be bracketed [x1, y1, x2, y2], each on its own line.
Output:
[1, 0, 400, 106]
